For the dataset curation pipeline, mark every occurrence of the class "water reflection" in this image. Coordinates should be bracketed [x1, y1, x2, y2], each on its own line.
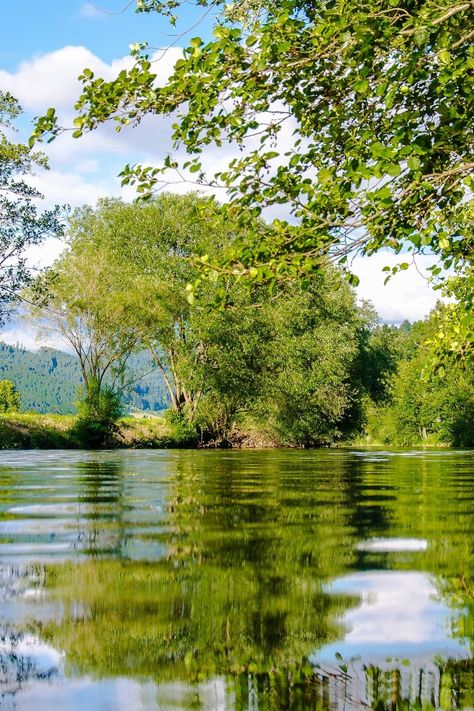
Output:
[318, 571, 469, 661]
[356, 537, 428, 552]
[0, 449, 472, 708]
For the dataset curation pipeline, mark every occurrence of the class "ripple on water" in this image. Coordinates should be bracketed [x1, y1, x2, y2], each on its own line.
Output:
[0, 448, 472, 710]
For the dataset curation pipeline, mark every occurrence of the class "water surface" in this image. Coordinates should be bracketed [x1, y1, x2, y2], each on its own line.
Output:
[0, 449, 472, 709]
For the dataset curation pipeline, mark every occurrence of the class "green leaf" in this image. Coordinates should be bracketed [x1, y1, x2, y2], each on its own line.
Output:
[346, 272, 360, 287]
[318, 168, 332, 184]
[375, 186, 392, 200]
[438, 49, 451, 64]
[354, 79, 369, 94]
[407, 156, 421, 171]
[386, 163, 401, 177]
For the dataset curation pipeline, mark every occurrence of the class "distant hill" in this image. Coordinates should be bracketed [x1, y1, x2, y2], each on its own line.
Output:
[0, 342, 170, 414]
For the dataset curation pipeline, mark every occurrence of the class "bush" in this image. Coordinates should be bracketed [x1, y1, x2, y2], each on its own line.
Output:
[0, 380, 21, 413]
[72, 378, 123, 448]
[164, 409, 198, 447]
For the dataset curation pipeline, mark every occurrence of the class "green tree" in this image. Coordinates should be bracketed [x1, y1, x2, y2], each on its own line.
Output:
[424, 201, 474, 366]
[31, 1, 473, 288]
[0, 379, 20, 413]
[60, 195, 271, 438]
[366, 310, 474, 446]
[28, 228, 142, 441]
[355, 322, 409, 406]
[254, 273, 375, 446]
[190, 288, 273, 443]
[74, 376, 124, 447]
[0, 92, 63, 324]
[33, 194, 375, 446]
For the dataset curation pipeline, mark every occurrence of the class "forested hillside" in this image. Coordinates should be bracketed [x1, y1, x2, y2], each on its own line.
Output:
[0, 342, 169, 414]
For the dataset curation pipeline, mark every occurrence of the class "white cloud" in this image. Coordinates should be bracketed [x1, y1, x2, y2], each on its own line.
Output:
[0, 45, 184, 205]
[352, 252, 441, 323]
[0, 47, 109, 111]
[0, 324, 64, 351]
[74, 158, 99, 174]
[78, 2, 110, 20]
[0, 45, 181, 114]
[27, 166, 130, 209]
[25, 236, 65, 270]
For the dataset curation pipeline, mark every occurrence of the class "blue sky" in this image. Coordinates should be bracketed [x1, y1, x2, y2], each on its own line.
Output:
[0, 1, 441, 347]
[0, 1, 214, 71]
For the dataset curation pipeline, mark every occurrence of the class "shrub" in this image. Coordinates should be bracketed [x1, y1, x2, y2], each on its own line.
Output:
[0, 380, 21, 413]
[164, 409, 198, 447]
[73, 378, 123, 448]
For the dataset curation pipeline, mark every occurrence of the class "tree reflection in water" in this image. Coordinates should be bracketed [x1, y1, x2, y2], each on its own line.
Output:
[0, 449, 472, 709]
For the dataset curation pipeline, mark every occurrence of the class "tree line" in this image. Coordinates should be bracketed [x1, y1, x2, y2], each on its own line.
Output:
[27, 193, 474, 448]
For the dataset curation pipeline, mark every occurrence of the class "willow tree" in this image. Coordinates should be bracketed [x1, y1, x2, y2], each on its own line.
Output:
[36, 194, 270, 433]
[29, 227, 142, 418]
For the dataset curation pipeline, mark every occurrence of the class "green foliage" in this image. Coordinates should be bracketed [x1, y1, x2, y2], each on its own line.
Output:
[46, 195, 272, 442]
[0, 412, 188, 449]
[423, 202, 474, 364]
[385, 360, 474, 447]
[0, 92, 63, 323]
[73, 377, 124, 448]
[23, 193, 474, 449]
[365, 311, 474, 447]
[252, 273, 374, 446]
[0, 379, 20, 413]
[164, 409, 198, 446]
[0, 412, 76, 448]
[29, 2, 474, 363]
[32, 1, 473, 284]
[0, 341, 170, 414]
[355, 323, 408, 405]
[27, 207, 170, 425]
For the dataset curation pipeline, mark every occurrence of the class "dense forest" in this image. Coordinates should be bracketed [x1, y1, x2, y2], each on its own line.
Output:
[0, 342, 169, 414]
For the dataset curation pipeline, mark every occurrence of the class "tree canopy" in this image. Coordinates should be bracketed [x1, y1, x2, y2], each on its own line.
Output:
[29, 194, 388, 446]
[26, 192, 474, 447]
[365, 309, 474, 446]
[31, 0, 473, 287]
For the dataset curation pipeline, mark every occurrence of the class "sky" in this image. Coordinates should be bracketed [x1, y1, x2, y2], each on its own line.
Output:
[0, 1, 442, 349]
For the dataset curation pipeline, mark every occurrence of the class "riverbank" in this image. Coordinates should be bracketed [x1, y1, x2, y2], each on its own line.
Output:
[0, 413, 455, 450]
[0, 413, 282, 450]
[0, 413, 182, 449]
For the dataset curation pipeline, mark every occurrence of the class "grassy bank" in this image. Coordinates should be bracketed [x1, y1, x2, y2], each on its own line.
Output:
[0, 413, 459, 450]
[0, 413, 184, 450]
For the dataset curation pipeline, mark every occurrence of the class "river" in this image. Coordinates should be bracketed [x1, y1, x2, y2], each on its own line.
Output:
[0, 449, 472, 709]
